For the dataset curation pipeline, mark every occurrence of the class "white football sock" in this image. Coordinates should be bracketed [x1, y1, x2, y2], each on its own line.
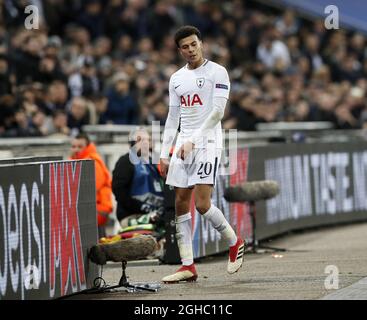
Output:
[202, 205, 237, 247]
[176, 212, 194, 266]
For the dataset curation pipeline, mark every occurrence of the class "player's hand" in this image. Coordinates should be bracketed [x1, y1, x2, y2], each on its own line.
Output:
[177, 141, 195, 160]
[160, 158, 170, 178]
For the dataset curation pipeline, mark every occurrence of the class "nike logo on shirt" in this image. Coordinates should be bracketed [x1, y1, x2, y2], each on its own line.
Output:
[174, 85, 181, 89]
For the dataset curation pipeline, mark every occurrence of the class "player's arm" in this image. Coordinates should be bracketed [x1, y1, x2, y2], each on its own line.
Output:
[188, 96, 227, 144]
[188, 66, 230, 145]
[160, 77, 180, 177]
[177, 97, 227, 160]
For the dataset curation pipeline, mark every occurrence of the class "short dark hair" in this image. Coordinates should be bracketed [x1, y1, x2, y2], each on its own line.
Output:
[52, 109, 67, 118]
[174, 25, 202, 47]
[75, 132, 90, 145]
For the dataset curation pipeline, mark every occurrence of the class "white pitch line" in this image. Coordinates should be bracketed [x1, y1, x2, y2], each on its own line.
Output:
[321, 277, 367, 300]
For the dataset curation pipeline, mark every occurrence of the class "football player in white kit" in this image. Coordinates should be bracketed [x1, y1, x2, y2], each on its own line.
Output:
[160, 26, 245, 283]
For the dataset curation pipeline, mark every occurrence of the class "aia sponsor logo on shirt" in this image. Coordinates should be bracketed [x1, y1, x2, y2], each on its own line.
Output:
[180, 94, 203, 107]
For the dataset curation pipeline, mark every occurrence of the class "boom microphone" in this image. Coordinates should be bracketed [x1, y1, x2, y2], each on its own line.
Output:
[224, 180, 280, 203]
[89, 235, 157, 265]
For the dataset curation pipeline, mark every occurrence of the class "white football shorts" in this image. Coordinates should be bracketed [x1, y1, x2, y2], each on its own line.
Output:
[166, 146, 222, 188]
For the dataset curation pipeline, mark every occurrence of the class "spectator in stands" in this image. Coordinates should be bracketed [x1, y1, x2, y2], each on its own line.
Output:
[275, 9, 299, 37]
[112, 34, 135, 61]
[0, 55, 12, 96]
[104, 0, 126, 40]
[144, 101, 169, 124]
[76, 0, 104, 40]
[223, 91, 260, 131]
[30, 110, 49, 136]
[3, 108, 42, 138]
[43, 36, 62, 59]
[13, 35, 43, 85]
[310, 92, 339, 123]
[67, 96, 91, 134]
[0, 95, 17, 136]
[286, 36, 302, 65]
[90, 93, 109, 124]
[146, 0, 177, 47]
[34, 55, 66, 84]
[230, 34, 252, 68]
[1, 0, 30, 28]
[303, 34, 324, 72]
[68, 55, 100, 98]
[43, 81, 69, 116]
[349, 33, 365, 63]
[117, 0, 150, 41]
[338, 54, 363, 84]
[93, 37, 113, 85]
[112, 127, 164, 227]
[285, 100, 312, 122]
[257, 27, 291, 72]
[45, 110, 71, 137]
[105, 72, 139, 124]
[70, 132, 113, 238]
[334, 102, 359, 129]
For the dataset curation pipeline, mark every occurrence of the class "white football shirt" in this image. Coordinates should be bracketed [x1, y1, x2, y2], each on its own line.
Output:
[168, 59, 230, 150]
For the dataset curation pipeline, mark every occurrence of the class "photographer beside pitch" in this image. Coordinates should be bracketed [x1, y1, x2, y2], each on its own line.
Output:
[112, 127, 165, 229]
[160, 26, 245, 283]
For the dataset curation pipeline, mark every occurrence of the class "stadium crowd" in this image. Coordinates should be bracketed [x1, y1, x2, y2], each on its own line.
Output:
[1, 0, 367, 138]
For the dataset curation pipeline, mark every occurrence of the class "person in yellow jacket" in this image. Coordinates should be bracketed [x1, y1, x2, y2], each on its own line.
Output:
[70, 132, 113, 238]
